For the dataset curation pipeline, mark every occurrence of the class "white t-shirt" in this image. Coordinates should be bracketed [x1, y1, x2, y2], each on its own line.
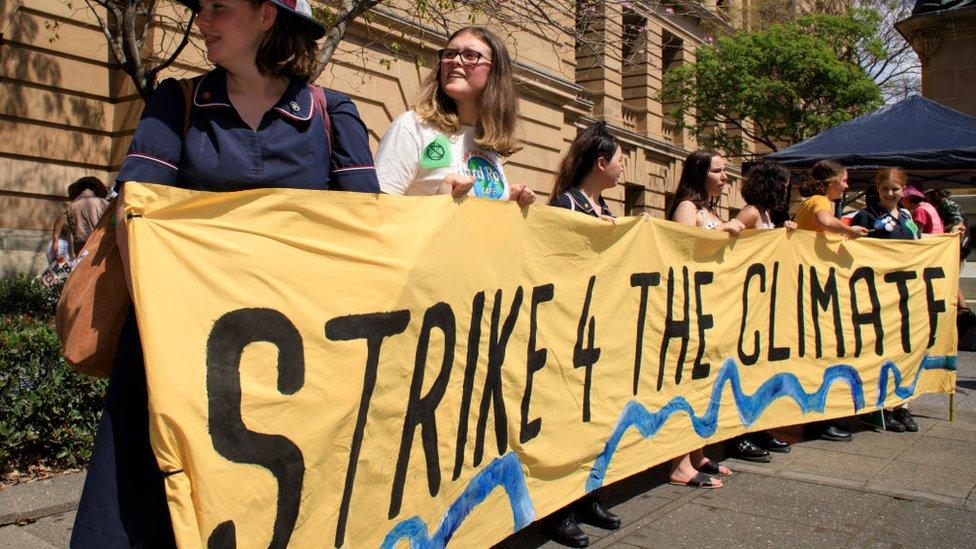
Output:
[375, 111, 510, 200]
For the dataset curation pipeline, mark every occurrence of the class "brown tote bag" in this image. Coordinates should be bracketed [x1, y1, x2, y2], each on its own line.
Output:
[55, 78, 193, 377]
[55, 203, 131, 377]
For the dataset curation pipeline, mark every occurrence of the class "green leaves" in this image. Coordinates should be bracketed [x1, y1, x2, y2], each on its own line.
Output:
[0, 278, 106, 473]
[659, 13, 883, 154]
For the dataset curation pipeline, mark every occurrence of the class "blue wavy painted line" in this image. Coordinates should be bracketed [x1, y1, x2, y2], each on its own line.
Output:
[586, 358, 865, 491]
[875, 355, 956, 405]
[380, 453, 534, 549]
[377, 355, 954, 547]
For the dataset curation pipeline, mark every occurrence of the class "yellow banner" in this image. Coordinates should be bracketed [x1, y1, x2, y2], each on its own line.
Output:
[123, 182, 957, 548]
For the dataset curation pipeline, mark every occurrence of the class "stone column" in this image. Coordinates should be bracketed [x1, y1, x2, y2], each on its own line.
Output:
[576, 1, 624, 126]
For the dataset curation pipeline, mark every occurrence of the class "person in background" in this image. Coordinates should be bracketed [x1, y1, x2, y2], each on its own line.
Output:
[793, 160, 868, 442]
[901, 185, 944, 235]
[927, 188, 966, 233]
[542, 121, 624, 547]
[375, 26, 535, 207]
[665, 149, 742, 489]
[50, 176, 110, 260]
[732, 160, 796, 458]
[71, 1, 379, 546]
[849, 168, 920, 433]
[927, 188, 970, 313]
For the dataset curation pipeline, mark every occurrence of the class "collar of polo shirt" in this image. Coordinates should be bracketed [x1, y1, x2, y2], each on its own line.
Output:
[193, 67, 315, 122]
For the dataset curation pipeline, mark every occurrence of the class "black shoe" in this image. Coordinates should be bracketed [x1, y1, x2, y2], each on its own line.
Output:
[754, 433, 791, 453]
[545, 511, 589, 548]
[883, 411, 906, 432]
[575, 498, 621, 530]
[731, 438, 771, 462]
[820, 424, 853, 441]
[893, 408, 918, 432]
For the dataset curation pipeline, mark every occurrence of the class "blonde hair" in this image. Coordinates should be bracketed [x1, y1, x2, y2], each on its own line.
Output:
[414, 26, 522, 156]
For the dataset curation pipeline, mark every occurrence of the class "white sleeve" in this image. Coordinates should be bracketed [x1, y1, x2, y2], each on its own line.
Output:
[375, 113, 420, 196]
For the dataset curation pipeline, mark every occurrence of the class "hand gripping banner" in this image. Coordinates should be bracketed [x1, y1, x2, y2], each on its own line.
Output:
[122, 183, 957, 548]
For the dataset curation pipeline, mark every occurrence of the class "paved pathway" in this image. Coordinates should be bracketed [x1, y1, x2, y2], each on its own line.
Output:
[3, 353, 976, 548]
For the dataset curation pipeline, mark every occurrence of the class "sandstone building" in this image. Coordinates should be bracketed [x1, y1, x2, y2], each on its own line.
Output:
[0, 0, 753, 274]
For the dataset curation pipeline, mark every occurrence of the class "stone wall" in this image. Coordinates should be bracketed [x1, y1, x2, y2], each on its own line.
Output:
[0, 0, 749, 275]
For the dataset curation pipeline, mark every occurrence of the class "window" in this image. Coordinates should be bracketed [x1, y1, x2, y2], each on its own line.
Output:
[622, 9, 647, 64]
[624, 184, 645, 216]
[661, 31, 682, 72]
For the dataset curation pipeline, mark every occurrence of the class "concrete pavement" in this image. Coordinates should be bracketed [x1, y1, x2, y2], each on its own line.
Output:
[3, 353, 976, 548]
[497, 352, 976, 548]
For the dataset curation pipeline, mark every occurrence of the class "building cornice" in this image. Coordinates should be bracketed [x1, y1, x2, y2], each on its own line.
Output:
[897, 4, 976, 42]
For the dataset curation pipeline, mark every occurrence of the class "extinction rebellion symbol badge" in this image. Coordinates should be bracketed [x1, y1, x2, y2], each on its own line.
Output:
[420, 135, 452, 169]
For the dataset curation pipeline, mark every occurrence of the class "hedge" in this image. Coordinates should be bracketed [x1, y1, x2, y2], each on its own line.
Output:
[0, 275, 106, 472]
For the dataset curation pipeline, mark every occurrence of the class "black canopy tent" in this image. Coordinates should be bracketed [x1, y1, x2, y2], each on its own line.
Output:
[766, 95, 976, 189]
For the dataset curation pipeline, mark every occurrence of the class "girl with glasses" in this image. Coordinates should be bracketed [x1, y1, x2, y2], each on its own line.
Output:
[375, 26, 536, 206]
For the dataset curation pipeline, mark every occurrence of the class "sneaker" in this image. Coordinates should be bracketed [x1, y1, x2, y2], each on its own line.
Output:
[893, 408, 918, 432]
[883, 411, 906, 433]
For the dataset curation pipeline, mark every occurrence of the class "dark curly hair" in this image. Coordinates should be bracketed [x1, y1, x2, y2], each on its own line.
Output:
[742, 161, 791, 211]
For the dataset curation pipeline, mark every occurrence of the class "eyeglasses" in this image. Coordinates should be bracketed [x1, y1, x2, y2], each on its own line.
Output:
[438, 48, 491, 66]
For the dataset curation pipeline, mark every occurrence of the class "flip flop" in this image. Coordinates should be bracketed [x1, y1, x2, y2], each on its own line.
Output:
[668, 472, 722, 489]
[698, 460, 732, 477]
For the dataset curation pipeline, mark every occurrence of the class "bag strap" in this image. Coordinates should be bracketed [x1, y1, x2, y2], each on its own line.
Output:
[177, 78, 195, 135]
[309, 85, 333, 156]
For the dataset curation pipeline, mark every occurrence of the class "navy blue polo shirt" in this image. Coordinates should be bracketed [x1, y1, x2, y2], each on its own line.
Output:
[117, 67, 378, 193]
[550, 187, 614, 218]
[849, 204, 920, 241]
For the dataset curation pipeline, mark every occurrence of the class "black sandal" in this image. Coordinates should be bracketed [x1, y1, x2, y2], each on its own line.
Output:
[698, 460, 732, 476]
[669, 472, 722, 488]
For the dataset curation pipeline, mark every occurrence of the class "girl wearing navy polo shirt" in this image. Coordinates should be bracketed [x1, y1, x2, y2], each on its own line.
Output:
[549, 122, 621, 221]
[849, 168, 920, 434]
[72, 1, 378, 546]
[542, 122, 624, 548]
[375, 26, 536, 207]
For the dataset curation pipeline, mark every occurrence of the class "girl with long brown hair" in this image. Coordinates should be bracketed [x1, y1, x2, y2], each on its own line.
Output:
[375, 26, 535, 206]
[667, 149, 744, 235]
[548, 121, 622, 221]
[542, 121, 625, 547]
[667, 149, 741, 489]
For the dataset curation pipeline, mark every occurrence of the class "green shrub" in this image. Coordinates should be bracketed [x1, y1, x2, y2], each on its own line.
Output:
[0, 274, 61, 318]
[0, 277, 106, 472]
